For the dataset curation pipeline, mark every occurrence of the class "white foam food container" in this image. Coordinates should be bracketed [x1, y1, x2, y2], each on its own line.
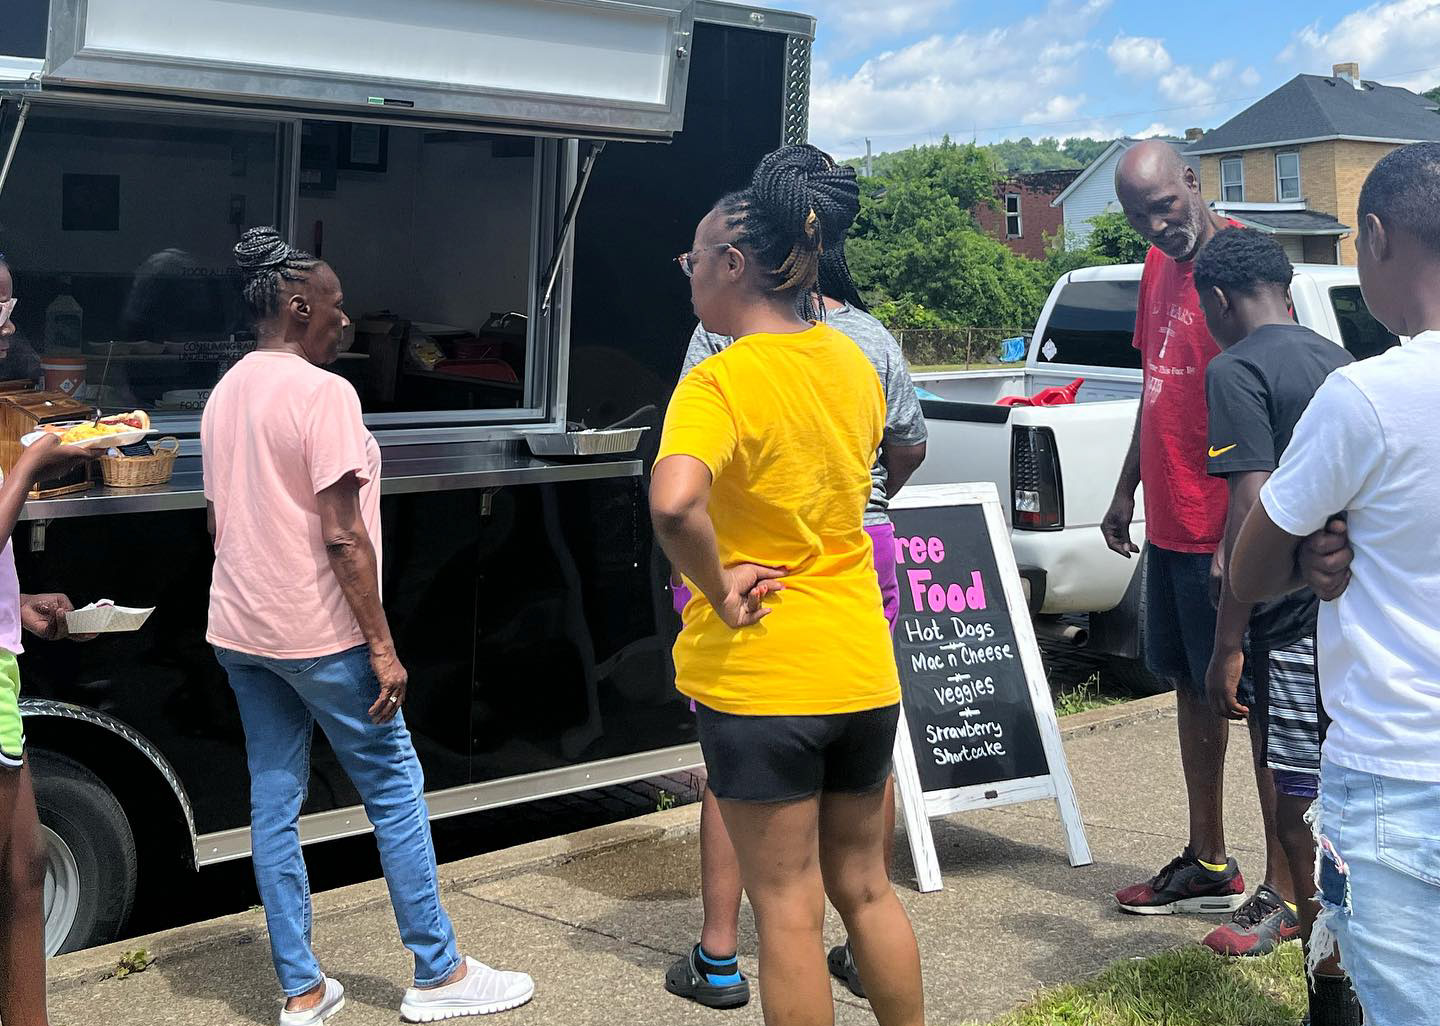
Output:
[21, 423, 151, 449]
[65, 601, 155, 635]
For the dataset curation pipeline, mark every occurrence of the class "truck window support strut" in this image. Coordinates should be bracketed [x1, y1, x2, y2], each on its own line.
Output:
[0, 98, 32, 201]
[540, 141, 606, 316]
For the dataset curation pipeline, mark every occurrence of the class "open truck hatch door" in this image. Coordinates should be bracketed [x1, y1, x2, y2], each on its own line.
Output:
[39, 0, 696, 141]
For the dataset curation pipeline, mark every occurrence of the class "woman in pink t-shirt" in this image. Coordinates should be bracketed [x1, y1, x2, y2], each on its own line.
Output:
[202, 228, 532, 1025]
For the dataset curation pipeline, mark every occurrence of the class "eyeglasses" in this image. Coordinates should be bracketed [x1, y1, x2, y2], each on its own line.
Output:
[674, 243, 735, 278]
[0, 299, 15, 331]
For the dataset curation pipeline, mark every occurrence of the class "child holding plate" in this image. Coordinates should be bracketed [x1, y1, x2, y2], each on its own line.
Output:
[0, 247, 102, 1026]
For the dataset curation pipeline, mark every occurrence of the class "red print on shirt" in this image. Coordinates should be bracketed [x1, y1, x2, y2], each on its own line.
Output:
[1132, 245, 1228, 553]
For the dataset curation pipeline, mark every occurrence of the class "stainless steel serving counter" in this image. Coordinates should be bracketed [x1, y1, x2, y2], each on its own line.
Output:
[20, 442, 644, 521]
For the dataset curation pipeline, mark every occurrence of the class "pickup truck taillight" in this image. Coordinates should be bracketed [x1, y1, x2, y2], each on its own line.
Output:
[1012, 426, 1063, 530]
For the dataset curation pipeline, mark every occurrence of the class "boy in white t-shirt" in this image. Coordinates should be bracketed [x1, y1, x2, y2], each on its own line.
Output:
[1230, 142, 1440, 1026]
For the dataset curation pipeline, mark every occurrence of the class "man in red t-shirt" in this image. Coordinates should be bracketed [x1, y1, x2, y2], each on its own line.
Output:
[1101, 142, 1290, 946]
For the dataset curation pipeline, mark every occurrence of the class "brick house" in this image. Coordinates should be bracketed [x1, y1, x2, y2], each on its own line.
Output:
[972, 169, 1080, 260]
[1186, 63, 1440, 264]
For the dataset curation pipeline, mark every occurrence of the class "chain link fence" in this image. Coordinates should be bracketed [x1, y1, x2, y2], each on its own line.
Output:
[892, 326, 1030, 369]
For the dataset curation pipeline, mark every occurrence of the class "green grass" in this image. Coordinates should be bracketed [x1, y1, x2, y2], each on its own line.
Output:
[1053, 674, 1127, 717]
[970, 945, 1306, 1026]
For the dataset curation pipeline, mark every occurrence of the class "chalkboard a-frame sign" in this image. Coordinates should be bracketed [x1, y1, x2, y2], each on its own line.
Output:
[888, 482, 1092, 892]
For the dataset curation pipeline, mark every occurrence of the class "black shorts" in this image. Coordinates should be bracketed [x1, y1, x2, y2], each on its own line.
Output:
[1143, 544, 1253, 704]
[695, 703, 900, 803]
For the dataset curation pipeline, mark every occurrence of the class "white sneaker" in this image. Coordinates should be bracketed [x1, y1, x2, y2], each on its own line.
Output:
[278, 976, 345, 1026]
[400, 956, 535, 1021]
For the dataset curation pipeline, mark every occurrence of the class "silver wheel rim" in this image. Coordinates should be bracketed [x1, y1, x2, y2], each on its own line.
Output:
[41, 825, 81, 957]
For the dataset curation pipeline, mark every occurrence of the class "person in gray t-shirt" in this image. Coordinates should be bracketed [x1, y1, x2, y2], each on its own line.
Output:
[664, 193, 928, 1009]
[680, 303, 928, 528]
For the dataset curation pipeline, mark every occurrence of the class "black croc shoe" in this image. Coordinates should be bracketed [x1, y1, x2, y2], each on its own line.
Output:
[664, 945, 751, 1009]
[828, 941, 866, 999]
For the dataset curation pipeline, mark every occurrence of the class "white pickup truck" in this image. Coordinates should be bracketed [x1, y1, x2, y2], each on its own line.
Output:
[909, 262, 1398, 689]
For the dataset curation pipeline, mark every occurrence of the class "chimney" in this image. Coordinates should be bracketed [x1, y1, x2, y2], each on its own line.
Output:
[1185, 127, 1204, 142]
[1333, 62, 1362, 89]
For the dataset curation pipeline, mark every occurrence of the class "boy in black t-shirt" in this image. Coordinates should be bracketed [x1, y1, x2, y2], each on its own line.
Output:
[1194, 228, 1360, 1026]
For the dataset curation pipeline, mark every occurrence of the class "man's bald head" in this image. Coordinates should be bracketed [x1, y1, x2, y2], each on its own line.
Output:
[1113, 140, 1209, 261]
[1116, 139, 1189, 194]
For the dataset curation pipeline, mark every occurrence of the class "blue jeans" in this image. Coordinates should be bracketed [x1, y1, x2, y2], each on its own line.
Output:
[1313, 758, 1440, 1025]
[216, 645, 461, 996]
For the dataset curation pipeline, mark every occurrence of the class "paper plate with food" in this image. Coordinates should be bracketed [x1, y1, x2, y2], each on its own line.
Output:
[22, 411, 152, 449]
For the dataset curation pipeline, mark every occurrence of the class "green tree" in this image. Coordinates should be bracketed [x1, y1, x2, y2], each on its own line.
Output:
[1425, 85, 1440, 105]
[1060, 137, 1112, 165]
[849, 136, 1116, 177]
[988, 136, 1081, 173]
[1085, 210, 1150, 262]
[985, 135, 1115, 173]
[844, 138, 1141, 335]
[847, 140, 1051, 329]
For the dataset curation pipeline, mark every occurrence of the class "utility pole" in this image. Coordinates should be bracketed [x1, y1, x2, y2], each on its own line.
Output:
[864, 137, 873, 178]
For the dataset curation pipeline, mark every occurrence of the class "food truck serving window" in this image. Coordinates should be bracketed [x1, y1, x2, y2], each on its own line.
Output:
[43, 0, 694, 141]
[0, 102, 571, 432]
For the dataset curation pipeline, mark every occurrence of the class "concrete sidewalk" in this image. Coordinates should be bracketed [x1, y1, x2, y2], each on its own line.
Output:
[48, 696, 1274, 1026]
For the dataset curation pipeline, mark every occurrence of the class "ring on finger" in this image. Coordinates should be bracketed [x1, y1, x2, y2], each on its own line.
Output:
[388, 696, 399, 704]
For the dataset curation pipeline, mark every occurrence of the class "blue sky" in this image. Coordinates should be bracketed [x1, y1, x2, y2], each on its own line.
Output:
[792, 0, 1440, 159]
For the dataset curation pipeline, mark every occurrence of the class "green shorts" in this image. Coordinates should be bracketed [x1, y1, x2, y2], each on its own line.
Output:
[0, 649, 22, 769]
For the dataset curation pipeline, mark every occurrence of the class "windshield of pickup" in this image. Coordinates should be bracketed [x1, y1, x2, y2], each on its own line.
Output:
[1035, 278, 1142, 369]
[1331, 286, 1400, 360]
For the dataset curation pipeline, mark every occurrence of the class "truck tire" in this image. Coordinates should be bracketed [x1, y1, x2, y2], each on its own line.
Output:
[1101, 657, 1173, 697]
[29, 750, 138, 956]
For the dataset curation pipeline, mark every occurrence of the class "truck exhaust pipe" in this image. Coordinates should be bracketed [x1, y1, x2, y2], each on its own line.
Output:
[1034, 618, 1088, 647]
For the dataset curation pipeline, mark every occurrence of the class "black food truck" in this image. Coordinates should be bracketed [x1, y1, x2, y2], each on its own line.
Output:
[0, 0, 815, 955]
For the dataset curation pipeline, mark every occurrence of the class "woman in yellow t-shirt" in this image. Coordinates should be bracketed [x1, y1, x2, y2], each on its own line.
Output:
[651, 147, 924, 1026]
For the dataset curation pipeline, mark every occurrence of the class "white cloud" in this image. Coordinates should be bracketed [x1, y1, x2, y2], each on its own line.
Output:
[1240, 66, 1263, 88]
[1023, 94, 1088, 124]
[819, 0, 957, 47]
[1135, 122, 1179, 138]
[809, 0, 1113, 154]
[1280, 0, 1440, 90]
[1108, 33, 1222, 106]
[1158, 65, 1217, 106]
[1108, 35, 1173, 77]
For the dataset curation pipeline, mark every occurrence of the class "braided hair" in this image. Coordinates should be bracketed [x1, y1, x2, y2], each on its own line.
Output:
[716, 145, 861, 320]
[233, 226, 320, 323]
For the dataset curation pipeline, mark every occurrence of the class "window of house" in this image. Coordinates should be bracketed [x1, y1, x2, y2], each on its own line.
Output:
[1276, 152, 1301, 201]
[1005, 194, 1022, 237]
[1220, 157, 1245, 202]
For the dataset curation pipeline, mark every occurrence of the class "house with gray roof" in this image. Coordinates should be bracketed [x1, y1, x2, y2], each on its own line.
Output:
[1186, 62, 1440, 264]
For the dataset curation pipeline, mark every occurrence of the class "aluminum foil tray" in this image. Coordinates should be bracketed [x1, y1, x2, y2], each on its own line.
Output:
[524, 426, 649, 457]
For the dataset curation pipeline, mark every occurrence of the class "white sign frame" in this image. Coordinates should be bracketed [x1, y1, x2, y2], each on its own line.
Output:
[888, 482, 1091, 892]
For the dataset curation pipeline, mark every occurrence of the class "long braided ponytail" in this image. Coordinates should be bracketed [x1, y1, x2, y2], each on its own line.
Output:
[715, 145, 861, 320]
[233, 226, 320, 323]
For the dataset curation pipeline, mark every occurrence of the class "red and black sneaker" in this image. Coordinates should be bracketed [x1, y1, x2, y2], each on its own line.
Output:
[1115, 848, 1247, 915]
[1202, 884, 1300, 956]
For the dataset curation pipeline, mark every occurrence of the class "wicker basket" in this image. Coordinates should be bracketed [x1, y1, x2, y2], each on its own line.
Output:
[98, 437, 179, 489]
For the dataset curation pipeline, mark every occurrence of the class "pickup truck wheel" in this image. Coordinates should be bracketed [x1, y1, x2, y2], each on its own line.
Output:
[1100, 658, 1173, 697]
[30, 751, 138, 956]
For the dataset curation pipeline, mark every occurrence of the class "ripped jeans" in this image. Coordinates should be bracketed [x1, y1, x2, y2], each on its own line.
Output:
[1313, 758, 1440, 1026]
